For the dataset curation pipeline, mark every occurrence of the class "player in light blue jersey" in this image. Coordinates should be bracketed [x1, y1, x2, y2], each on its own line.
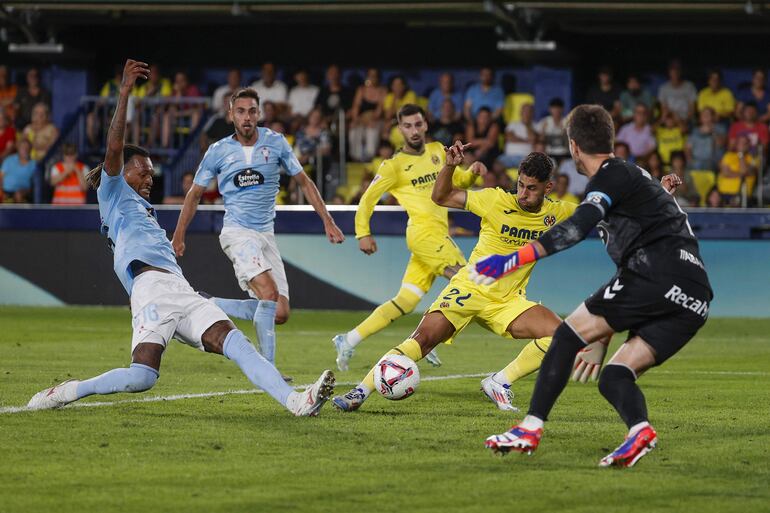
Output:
[172, 87, 344, 369]
[27, 60, 335, 416]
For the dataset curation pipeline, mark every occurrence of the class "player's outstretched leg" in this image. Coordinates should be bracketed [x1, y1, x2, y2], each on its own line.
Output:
[332, 285, 422, 371]
[199, 291, 260, 322]
[220, 328, 334, 416]
[482, 337, 550, 411]
[27, 362, 160, 410]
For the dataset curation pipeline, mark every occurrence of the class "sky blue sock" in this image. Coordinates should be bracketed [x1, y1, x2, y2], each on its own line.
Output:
[75, 363, 159, 399]
[253, 300, 278, 364]
[222, 329, 292, 406]
[213, 297, 259, 321]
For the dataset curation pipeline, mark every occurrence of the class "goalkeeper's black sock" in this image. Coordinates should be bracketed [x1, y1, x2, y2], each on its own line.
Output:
[527, 322, 586, 421]
[598, 364, 649, 429]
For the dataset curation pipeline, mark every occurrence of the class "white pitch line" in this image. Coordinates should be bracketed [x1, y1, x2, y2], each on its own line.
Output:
[2, 368, 767, 415]
[0, 373, 489, 415]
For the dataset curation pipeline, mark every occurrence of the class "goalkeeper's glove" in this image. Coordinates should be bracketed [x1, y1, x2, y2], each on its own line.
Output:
[469, 244, 540, 285]
[572, 340, 609, 383]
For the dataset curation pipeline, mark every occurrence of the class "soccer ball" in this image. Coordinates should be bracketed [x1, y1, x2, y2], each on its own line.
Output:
[373, 354, 420, 400]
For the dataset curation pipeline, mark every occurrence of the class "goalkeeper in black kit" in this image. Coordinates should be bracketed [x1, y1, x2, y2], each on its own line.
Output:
[471, 104, 713, 468]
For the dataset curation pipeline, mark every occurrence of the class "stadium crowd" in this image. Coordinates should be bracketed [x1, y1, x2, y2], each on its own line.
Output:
[0, 59, 767, 209]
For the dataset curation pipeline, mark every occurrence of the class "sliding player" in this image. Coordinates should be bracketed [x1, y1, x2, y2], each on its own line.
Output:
[478, 104, 712, 467]
[332, 104, 483, 371]
[172, 87, 344, 369]
[333, 144, 583, 412]
[27, 60, 335, 416]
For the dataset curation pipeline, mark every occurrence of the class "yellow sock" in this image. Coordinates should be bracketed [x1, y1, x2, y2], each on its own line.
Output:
[353, 287, 422, 342]
[498, 337, 552, 384]
[360, 338, 423, 393]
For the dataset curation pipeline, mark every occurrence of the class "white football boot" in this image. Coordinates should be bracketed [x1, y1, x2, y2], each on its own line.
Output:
[332, 334, 355, 372]
[331, 387, 368, 412]
[424, 348, 442, 367]
[480, 375, 518, 412]
[27, 380, 80, 410]
[287, 370, 335, 417]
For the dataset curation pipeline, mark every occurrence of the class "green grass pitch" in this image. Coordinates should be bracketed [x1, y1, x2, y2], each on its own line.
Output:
[0, 306, 768, 513]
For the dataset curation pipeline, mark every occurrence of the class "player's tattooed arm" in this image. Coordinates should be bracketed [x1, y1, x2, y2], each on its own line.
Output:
[432, 141, 472, 209]
[103, 59, 149, 176]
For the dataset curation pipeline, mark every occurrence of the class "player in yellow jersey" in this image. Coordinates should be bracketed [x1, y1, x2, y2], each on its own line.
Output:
[332, 145, 605, 412]
[332, 104, 484, 371]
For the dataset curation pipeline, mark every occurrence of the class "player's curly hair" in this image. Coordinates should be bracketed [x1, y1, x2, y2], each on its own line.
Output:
[84, 144, 150, 190]
[565, 104, 614, 154]
[518, 152, 554, 183]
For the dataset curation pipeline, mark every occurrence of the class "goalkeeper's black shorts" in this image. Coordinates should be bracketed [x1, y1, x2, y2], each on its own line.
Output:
[584, 267, 713, 364]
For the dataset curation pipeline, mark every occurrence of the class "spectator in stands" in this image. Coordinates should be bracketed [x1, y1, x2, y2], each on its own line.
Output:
[251, 62, 288, 108]
[736, 68, 770, 123]
[259, 101, 278, 127]
[718, 134, 757, 206]
[557, 158, 588, 199]
[49, 143, 87, 205]
[288, 69, 319, 118]
[428, 72, 463, 121]
[349, 68, 386, 161]
[550, 174, 579, 204]
[620, 73, 654, 124]
[616, 103, 656, 160]
[706, 186, 724, 208]
[0, 138, 35, 203]
[316, 64, 353, 119]
[465, 106, 500, 168]
[211, 69, 242, 117]
[658, 59, 697, 123]
[0, 65, 17, 122]
[500, 102, 536, 168]
[429, 98, 465, 147]
[23, 103, 59, 161]
[697, 69, 736, 122]
[366, 140, 395, 176]
[349, 171, 375, 205]
[463, 67, 504, 121]
[585, 66, 621, 121]
[294, 108, 332, 170]
[201, 96, 234, 149]
[162, 71, 202, 147]
[87, 65, 124, 146]
[654, 110, 687, 166]
[0, 110, 16, 161]
[14, 68, 51, 130]
[728, 101, 768, 156]
[383, 75, 417, 121]
[132, 64, 173, 146]
[642, 151, 664, 180]
[686, 107, 726, 171]
[330, 193, 345, 205]
[614, 141, 631, 161]
[668, 150, 699, 208]
[535, 98, 569, 161]
[162, 171, 195, 205]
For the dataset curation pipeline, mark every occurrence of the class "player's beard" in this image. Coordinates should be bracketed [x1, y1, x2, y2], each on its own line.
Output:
[235, 124, 255, 140]
[405, 136, 425, 153]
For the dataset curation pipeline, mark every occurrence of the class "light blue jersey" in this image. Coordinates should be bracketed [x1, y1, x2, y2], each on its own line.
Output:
[97, 168, 183, 294]
[194, 128, 303, 232]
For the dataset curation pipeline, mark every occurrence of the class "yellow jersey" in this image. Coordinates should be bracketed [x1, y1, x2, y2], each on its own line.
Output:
[464, 187, 576, 299]
[355, 141, 477, 238]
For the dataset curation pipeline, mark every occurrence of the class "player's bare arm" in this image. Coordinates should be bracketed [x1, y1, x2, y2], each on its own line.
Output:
[104, 60, 149, 175]
[171, 183, 205, 256]
[292, 171, 345, 244]
[431, 141, 474, 209]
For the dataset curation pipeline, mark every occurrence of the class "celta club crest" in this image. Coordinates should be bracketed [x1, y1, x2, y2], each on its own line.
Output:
[261, 147, 270, 163]
[432, 154, 440, 165]
[544, 215, 556, 227]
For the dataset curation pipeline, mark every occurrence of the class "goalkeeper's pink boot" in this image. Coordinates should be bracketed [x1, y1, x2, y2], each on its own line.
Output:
[484, 425, 542, 455]
[599, 425, 657, 468]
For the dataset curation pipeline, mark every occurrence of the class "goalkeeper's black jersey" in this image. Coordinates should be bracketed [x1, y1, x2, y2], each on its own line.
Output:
[581, 158, 709, 286]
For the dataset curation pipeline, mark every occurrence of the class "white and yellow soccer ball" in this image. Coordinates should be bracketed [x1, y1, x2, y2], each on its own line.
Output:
[373, 354, 420, 400]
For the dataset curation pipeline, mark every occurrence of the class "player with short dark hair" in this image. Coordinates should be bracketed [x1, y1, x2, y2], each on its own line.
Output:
[332, 144, 587, 413]
[475, 104, 713, 467]
[28, 60, 335, 416]
[172, 86, 345, 373]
